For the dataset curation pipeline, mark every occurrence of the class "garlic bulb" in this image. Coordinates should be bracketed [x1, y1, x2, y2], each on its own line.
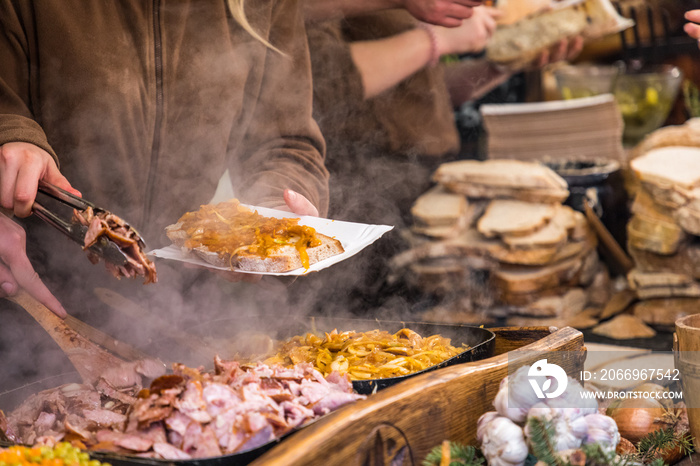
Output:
[549, 382, 598, 417]
[582, 413, 620, 453]
[526, 401, 589, 451]
[493, 366, 542, 423]
[478, 415, 529, 466]
[477, 411, 500, 442]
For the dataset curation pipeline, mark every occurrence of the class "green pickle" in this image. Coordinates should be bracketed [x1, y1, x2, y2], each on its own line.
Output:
[615, 83, 673, 144]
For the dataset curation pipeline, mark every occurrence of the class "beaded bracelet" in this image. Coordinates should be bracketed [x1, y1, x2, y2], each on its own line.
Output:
[417, 22, 440, 67]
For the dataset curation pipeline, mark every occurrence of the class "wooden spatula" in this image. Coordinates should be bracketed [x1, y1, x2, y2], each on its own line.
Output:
[583, 196, 634, 274]
[8, 290, 150, 385]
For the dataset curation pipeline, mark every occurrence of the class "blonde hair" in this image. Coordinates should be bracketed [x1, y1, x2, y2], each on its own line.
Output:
[226, 0, 282, 53]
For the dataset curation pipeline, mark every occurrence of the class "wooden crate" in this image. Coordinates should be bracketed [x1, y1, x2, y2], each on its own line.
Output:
[251, 326, 585, 466]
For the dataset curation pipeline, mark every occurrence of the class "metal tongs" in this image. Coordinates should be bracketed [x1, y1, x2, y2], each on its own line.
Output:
[33, 180, 145, 268]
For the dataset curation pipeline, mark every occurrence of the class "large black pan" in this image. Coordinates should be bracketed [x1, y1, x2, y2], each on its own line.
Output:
[0, 317, 494, 466]
[189, 315, 496, 394]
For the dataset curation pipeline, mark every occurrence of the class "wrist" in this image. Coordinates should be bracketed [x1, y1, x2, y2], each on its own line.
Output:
[417, 23, 441, 67]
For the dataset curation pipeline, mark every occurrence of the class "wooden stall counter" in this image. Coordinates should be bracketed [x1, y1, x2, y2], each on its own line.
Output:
[251, 326, 586, 466]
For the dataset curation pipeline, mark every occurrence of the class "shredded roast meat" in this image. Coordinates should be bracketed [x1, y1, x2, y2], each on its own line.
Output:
[73, 207, 157, 284]
[1, 359, 365, 460]
[3, 381, 137, 446]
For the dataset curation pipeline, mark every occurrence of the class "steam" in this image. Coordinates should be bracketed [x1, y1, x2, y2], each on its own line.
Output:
[0, 6, 482, 409]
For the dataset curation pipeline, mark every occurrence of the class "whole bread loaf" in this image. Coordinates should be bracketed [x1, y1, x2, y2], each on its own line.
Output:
[487, 0, 634, 66]
[487, 2, 588, 65]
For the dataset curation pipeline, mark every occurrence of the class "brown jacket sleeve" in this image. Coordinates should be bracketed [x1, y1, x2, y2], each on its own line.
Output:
[0, 1, 58, 163]
[230, 0, 329, 216]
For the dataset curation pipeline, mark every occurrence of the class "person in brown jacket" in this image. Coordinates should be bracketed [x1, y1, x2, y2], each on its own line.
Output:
[0, 0, 328, 317]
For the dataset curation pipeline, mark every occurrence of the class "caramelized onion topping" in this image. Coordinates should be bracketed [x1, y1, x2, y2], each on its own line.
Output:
[177, 199, 321, 269]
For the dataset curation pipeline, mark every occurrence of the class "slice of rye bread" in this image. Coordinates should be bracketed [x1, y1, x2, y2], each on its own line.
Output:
[631, 188, 676, 223]
[639, 180, 698, 209]
[634, 283, 700, 300]
[441, 182, 570, 204]
[165, 222, 344, 273]
[631, 146, 700, 191]
[627, 268, 693, 289]
[390, 226, 596, 271]
[630, 119, 700, 161]
[629, 242, 700, 280]
[501, 205, 576, 249]
[508, 287, 588, 318]
[674, 205, 700, 236]
[627, 213, 686, 256]
[411, 222, 466, 239]
[411, 199, 485, 239]
[433, 159, 568, 191]
[447, 228, 561, 267]
[568, 209, 590, 241]
[411, 185, 468, 227]
[477, 200, 558, 238]
[491, 250, 593, 294]
[632, 297, 700, 326]
[464, 225, 596, 267]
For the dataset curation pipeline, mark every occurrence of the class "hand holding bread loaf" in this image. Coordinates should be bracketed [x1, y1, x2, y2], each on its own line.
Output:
[486, 0, 634, 67]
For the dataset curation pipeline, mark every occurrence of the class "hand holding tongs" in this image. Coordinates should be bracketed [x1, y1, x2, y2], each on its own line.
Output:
[33, 181, 145, 268]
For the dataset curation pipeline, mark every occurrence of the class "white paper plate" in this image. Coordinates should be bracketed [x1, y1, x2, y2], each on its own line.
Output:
[148, 205, 394, 276]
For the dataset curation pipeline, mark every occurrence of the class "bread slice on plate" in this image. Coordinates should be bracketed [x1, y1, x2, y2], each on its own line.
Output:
[165, 199, 344, 273]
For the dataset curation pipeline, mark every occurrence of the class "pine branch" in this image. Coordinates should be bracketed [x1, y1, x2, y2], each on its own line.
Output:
[579, 443, 632, 466]
[422, 441, 485, 466]
[526, 417, 565, 466]
[635, 427, 694, 463]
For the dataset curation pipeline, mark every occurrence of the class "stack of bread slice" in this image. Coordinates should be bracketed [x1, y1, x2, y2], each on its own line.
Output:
[392, 159, 608, 328]
[625, 128, 700, 328]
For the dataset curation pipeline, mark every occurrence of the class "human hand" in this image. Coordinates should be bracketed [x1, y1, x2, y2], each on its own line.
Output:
[400, 0, 486, 28]
[433, 5, 500, 56]
[531, 36, 585, 69]
[504, 36, 584, 72]
[0, 213, 67, 317]
[0, 142, 81, 218]
[279, 189, 319, 217]
[685, 10, 700, 45]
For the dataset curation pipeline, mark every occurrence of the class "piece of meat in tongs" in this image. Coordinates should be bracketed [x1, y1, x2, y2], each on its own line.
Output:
[33, 181, 157, 283]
